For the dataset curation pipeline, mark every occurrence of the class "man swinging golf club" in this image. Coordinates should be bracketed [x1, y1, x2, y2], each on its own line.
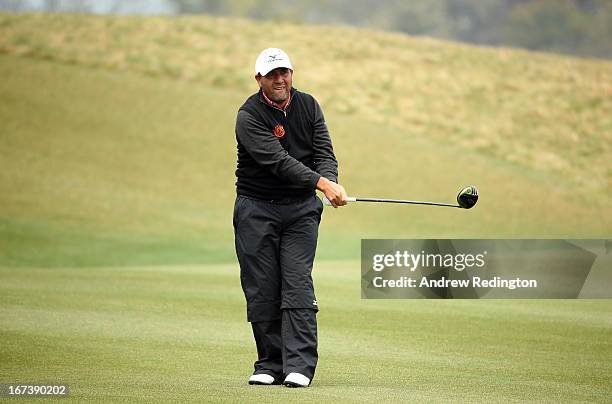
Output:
[233, 48, 348, 388]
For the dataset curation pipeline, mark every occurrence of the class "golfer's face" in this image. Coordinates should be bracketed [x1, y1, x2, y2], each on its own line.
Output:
[258, 67, 292, 103]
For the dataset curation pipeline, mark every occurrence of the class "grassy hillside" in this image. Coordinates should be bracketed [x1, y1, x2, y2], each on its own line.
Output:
[1, 13, 610, 195]
[0, 12, 611, 267]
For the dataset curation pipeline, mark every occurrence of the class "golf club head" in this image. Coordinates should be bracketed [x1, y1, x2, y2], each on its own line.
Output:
[457, 186, 478, 209]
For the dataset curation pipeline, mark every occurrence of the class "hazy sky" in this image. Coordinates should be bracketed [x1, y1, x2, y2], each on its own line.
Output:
[9, 0, 175, 14]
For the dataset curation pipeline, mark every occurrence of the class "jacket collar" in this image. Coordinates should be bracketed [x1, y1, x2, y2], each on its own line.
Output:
[259, 88, 296, 112]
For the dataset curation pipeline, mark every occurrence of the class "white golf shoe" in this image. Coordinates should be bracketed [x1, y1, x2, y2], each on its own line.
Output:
[283, 372, 310, 387]
[248, 373, 276, 385]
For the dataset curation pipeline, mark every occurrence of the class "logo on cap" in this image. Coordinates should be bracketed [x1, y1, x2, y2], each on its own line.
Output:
[273, 124, 285, 138]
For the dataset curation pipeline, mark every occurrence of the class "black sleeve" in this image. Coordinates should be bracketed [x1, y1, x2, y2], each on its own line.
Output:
[311, 99, 339, 183]
[236, 110, 321, 188]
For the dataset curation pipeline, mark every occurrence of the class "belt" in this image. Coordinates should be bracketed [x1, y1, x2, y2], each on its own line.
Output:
[238, 194, 314, 205]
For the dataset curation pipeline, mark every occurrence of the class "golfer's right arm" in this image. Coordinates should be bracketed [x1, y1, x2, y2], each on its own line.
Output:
[315, 177, 347, 208]
[236, 110, 347, 206]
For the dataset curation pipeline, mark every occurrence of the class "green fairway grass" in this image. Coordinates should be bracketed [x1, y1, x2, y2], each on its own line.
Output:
[1, 262, 611, 402]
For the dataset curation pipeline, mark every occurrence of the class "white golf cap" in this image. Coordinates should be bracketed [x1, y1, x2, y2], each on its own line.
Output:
[255, 48, 293, 76]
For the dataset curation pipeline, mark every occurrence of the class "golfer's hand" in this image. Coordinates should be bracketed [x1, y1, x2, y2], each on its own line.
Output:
[317, 177, 348, 208]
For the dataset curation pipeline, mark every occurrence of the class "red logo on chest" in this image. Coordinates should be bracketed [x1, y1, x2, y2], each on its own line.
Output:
[273, 124, 285, 138]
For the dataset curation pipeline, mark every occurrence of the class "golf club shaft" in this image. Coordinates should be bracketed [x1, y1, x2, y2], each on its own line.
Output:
[323, 196, 460, 208]
[354, 197, 461, 208]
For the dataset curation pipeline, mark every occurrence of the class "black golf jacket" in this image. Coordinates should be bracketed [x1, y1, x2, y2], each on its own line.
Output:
[235, 88, 338, 200]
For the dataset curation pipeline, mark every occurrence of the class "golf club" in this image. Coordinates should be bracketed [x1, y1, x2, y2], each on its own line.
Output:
[323, 186, 478, 209]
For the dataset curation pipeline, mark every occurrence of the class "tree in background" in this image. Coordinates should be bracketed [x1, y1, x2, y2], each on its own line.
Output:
[171, 0, 226, 14]
[504, 0, 612, 58]
[166, 0, 612, 59]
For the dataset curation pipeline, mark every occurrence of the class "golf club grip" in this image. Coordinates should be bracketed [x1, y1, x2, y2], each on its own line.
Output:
[322, 196, 357, 206]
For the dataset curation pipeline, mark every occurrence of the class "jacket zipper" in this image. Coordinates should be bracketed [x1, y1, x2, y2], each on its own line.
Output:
[259, 98, 288, 117]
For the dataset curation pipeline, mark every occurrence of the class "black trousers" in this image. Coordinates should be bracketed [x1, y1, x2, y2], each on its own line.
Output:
[234, 195, 322, 381]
